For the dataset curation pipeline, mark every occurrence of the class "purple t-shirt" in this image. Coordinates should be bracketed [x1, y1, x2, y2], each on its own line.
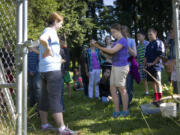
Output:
[92, 52, 100, 69]
[112, 38, 129, 67]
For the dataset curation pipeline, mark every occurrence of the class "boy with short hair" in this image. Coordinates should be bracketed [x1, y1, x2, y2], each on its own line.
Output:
[144, 28, 164, 102]
[136, 31, 149, 95]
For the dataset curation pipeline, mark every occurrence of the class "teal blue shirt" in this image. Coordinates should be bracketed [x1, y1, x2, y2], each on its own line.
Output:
[87, 48, 101, 72]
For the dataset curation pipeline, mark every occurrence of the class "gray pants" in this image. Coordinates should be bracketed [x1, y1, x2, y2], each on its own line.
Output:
[39, 71, 63, 113]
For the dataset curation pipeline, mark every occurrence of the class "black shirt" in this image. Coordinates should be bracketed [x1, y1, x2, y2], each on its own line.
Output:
[145, 39, 164, 71]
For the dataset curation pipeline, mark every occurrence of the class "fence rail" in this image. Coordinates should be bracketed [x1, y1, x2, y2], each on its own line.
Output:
[0, 0, 17, 134]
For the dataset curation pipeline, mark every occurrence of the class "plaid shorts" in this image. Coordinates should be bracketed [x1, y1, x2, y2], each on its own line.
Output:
[139, 64, 147, 79]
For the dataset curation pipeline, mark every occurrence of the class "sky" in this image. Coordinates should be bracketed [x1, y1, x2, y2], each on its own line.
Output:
[103, 0, 115, 6]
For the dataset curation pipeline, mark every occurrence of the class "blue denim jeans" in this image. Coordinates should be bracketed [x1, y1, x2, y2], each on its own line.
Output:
[28, 72, 41, 109]
[126, 73, 134, 103]
[119, 73, 134, 105]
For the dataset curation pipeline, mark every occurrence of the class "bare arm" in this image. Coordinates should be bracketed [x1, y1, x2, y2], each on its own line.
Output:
[39, 31, 52, 57]
[101, 51, 112, 59]
[39, 35, 49, 49]
[152, 57, 161, 65]
[128, 45, 137, 57]
[143, 57, 147, 68]
[29, 47, 40, 55]
[94, 43, 123, 55]
[146, 57, 161, 67]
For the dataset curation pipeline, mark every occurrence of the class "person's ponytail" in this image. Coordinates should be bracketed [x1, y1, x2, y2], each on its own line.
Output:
[121, 25, 129, 39]
[110, 24, 128, 39]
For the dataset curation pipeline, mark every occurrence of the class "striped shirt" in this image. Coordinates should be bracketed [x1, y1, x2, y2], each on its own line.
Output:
[137, 40, 149, 64]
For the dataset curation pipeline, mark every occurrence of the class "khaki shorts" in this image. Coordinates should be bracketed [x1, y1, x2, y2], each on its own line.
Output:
[110, 65, 129, 87]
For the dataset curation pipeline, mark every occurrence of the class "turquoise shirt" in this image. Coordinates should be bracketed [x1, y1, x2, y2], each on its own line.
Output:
[87, 48, 101, 72]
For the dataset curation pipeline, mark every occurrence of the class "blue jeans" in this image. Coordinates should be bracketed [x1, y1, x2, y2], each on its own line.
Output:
[28, 72, 41, 109]
[119, 73, 134, 105]
[126, 73, 134, 103]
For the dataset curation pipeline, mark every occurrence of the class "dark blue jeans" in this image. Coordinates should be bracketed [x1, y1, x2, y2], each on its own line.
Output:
[126, 73, 134, 103]
[82, 74, 89, 97]
[28, 72, 41, 109]
[119, 73, 134, 105]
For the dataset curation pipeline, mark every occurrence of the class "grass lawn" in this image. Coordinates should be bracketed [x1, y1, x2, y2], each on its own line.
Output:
[28, 71, 180, 135]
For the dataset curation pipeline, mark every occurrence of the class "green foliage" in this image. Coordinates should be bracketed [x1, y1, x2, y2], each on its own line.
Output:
[58, 0, 93, 46]
[0, 0, 16, 48]
[28, 0, 59, 39]
[114, 0, 172, 38]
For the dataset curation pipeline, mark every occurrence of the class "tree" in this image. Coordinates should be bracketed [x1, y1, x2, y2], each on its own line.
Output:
[28, 0, 59, 40]
[57, 0, 96, 68]
[114, 0, 172, 39]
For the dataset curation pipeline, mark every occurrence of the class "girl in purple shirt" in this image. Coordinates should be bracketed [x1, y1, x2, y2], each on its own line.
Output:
[86, 40, 101, 99]
[92, 23, 130, 117]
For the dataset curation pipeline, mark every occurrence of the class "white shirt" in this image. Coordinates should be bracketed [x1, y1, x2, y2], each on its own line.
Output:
[39, 27, 62, 72]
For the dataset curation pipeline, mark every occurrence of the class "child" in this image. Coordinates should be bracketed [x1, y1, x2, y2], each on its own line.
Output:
[73, 68, 84, 91]
[136, 31, 149, 95]
[99, 68, 112, 103]
[144, 28, 164, 102]
[86, 40, 101, 99]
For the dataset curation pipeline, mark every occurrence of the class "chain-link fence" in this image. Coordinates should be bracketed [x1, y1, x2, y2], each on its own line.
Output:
[0, 0, 17, 134]
[172, 0, 180, 94]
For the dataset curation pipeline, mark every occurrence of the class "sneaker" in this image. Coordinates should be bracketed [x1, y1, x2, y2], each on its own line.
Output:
[59, 127, 80, 135]
[41, 123, 56, 131]
[119, 111, 130, 117]
[145, 91, 149, 95]
[112, 111, 120, 118]
[96, 97, 101, 100]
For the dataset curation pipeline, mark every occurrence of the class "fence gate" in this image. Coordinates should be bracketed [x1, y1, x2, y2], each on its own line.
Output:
[173, 0, 180, 95]
[0, 0, 28, 135]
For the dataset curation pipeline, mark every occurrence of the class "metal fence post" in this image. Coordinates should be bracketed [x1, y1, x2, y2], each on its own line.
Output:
[23, 0, 28, 135]
[16, 0, 23, 135]
[172, 0, 180, 95]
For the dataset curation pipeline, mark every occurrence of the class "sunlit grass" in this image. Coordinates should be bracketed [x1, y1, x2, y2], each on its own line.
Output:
[1, 70, 180, 135]
[28, 70, 180, 135]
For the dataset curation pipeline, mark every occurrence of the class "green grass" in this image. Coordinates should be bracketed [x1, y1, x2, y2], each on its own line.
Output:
[27, 70, 180, 135]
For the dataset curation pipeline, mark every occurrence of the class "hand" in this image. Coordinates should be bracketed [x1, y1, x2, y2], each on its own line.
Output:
[142, 63, 146, 70]
[29, 72, 34, 76]
[100, 50, 104, 55]
[91, 39, 97, 45]
[61, 59, 66, 63]
[43, 46, 52, 58]
[165, 60, 174, 73]
[91, 39, 100, 48]
[147, 63, 154, 67]
[86, 72, 89, 78]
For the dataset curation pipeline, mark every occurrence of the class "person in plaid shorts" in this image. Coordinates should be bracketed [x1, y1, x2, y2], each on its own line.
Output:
[136, 31, 149, 95]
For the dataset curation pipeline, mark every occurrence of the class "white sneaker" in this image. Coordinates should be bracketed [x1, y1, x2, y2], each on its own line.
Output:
[145, 91, 149, 95]
[58, 126, 80, 135]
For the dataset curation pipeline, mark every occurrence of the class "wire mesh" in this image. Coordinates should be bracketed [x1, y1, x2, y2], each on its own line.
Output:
[0, 0, 17, 134]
